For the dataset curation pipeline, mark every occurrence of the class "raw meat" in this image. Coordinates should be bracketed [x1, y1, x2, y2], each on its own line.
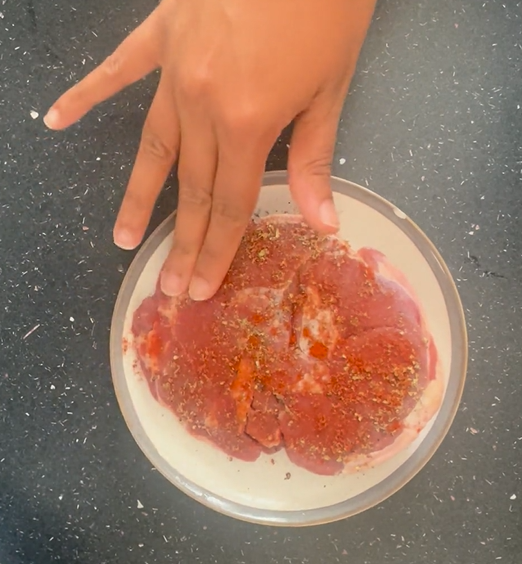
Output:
[130, 215, 442, 475]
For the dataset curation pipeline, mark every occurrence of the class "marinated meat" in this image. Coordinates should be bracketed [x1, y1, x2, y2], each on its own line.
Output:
[130, 215, 441, 475]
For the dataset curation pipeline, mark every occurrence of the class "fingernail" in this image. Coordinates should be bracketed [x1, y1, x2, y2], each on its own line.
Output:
[114, 228, 137, 250]
[319, 199, 340, 230]
[43, 108, 60, 129]
[161, 272, 185, 297]
[189, 277, 212, 301]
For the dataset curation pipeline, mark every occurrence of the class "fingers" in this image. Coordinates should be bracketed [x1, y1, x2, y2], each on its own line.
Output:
[187, 140, 270, 301]
[44, 12, 162, 130]
[113, 76, 180, 250]
[288, 87, 347, 234]
[160, 110, 218, 297]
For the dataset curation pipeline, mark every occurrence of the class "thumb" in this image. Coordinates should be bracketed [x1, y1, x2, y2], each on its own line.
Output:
[288, 89, 345, 234]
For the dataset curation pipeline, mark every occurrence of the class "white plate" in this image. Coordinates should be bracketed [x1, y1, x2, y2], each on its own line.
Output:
[110, 171, 467, 526]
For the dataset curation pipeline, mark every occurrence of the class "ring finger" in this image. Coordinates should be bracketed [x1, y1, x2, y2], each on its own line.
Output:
[160, 102, 218, 296]
[113, 75, 180, 250]
[188, 137, 271, 301]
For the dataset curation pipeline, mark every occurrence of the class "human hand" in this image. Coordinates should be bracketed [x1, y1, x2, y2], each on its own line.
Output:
[44, 0, 376, 300]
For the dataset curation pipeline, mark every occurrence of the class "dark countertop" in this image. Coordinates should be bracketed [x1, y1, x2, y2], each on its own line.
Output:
[1, 0, 520, 562]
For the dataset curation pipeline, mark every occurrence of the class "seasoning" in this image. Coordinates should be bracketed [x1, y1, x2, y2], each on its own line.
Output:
[309, 341, 328, 360]
[130, 215, 434, 475]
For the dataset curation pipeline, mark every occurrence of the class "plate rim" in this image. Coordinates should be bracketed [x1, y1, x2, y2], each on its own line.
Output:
[110, 170, 468, 526]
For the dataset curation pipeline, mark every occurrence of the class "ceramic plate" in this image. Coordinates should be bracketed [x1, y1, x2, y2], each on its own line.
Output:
[110, 171, 467, 526]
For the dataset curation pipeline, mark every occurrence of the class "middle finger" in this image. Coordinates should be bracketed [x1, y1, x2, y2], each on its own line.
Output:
[188, 138, 271, 301]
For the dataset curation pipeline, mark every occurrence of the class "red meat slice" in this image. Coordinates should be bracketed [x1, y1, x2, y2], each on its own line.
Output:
[223, 215, 322, 292]
[245, 388, 282, 449]
[130, 214, 439, 475]
[296, 246, 423, 341]
[279, 394, 349, 476]
[269, 326, 423, 475]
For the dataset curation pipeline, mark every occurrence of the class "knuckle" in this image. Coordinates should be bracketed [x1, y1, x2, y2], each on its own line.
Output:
[178, 183, 212, 211]
[171, 235, 196, 258]
[140, 129, 176, 161]
[223, 104, 264, 136]
[212, 198, 249, 226]
[197, 242, 220, 264]
[289, 154, 332, 180]
[197, 238, 235, 270]
[102, 53, 123, 77]
[122, 186, 147, 209]
[178, 67, 212, 98]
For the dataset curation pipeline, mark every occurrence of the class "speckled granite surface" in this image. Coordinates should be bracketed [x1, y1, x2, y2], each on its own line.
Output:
[0, 0, 520, 563]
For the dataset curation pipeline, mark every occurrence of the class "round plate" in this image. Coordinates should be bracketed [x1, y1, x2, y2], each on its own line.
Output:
[110, 171, 467, 526]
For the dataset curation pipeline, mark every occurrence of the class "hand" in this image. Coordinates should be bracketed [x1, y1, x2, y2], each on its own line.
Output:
[44, 0, 376, 300]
